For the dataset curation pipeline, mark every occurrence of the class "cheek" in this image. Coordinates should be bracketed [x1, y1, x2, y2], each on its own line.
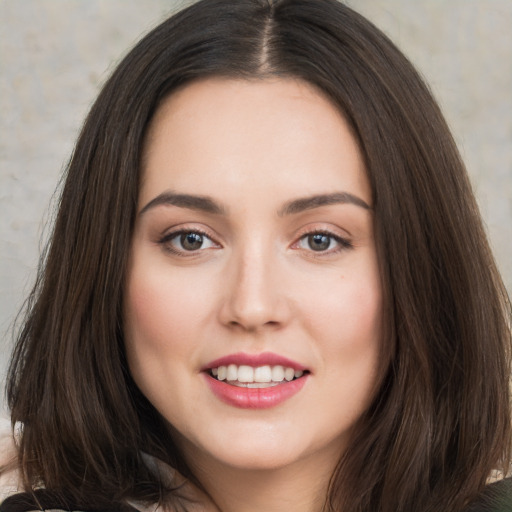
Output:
[309, 268, 381, 343]
[125, 255, 218, 338]
[123, 262, 209, 378]
[303, 262, 382, 390]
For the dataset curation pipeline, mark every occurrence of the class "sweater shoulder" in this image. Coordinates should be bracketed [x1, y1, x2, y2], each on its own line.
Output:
[465, 478, 512, 511]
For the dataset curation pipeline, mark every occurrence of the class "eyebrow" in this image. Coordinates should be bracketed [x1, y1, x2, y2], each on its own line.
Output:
[139, 190, 371, 217]
[139, 192, 227, 216]
[278, 192, 371, 216]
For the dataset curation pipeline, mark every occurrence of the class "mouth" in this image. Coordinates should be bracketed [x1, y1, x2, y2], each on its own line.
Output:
[208, 364, 307, 388]
[203, 352, 310, 409]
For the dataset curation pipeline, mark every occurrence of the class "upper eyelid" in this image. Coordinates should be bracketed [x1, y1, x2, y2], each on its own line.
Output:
[159, 225, 219, 242]
[294, 231, 351, 246]
[156, 224, 352, 247]
[291, 223, 352, 240]
[157, 228, 216, 250]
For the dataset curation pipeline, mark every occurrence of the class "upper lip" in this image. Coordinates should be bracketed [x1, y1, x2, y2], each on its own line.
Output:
[203, 352, 308, 372]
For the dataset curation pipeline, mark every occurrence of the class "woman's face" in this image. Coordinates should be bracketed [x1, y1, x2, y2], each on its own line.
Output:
[124, 78, 382, 475]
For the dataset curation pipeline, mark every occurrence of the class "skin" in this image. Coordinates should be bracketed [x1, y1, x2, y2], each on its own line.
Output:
[124, 77, 382, 512]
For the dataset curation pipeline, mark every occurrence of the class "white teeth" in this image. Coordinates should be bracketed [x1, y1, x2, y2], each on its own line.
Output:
[211, 364, 305, 384]
[226, 364, 237, 381]
[271, 365, 285, 382]
[254, 365, 272, 382]
[237, 365, 254, 382]
[217, 366, 227, 381]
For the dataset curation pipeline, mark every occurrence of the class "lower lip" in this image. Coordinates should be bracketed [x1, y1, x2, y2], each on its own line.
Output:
[204, 373, 309, 409]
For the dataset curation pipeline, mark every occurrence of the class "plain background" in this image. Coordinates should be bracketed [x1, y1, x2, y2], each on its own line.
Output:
[1, 0, 511, 415]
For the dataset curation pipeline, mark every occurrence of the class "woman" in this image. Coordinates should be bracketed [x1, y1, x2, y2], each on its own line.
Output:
[1, 0, 511, 511]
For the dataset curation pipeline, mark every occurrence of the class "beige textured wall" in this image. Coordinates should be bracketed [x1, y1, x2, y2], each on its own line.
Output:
[349, 0, 512, 290]
[1, 1, 511, 410]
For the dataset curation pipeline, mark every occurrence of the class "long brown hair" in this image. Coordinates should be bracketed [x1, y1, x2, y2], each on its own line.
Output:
[5, 1, 511, 511]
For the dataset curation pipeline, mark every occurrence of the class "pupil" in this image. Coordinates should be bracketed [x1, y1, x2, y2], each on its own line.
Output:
[181, 232, 203, 250]
[309, 234, 330, 251]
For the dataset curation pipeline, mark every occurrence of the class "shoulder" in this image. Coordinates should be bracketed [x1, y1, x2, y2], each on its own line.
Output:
[0, 420, 22, 506]
[0, 490, 142, 512]
[0, 421, 142, 512]
[0, 490, 142, 511]
[465, 478, 512, 512]
[0, 423, 205, 512]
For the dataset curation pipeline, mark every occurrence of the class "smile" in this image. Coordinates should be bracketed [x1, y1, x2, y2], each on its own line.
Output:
[210, 364, 305, 387]
[203, 353, 310, 409]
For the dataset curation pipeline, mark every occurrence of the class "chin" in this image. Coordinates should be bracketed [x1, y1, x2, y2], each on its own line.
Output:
[218, 443, 305, 471]
[176, 421, 345, 475]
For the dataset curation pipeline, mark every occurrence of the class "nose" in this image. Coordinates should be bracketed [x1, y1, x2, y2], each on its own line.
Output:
[218, 245, 291, 332]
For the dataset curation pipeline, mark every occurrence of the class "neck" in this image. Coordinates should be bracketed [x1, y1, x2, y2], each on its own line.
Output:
[198, 464, 330, 512]
[181, 442, 341, 512]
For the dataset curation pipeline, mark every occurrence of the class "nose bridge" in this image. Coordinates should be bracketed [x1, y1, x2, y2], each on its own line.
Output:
[220, 234, 287, 330]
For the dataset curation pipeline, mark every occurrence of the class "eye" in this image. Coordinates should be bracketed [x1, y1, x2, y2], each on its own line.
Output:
[295, 231, 352, 253]
[159, 229, 218, 254]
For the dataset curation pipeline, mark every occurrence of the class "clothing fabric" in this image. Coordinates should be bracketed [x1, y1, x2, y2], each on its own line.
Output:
[465, 477, 512, 511]
[0, 489, 140, 512]
[2, 481, 512, 512]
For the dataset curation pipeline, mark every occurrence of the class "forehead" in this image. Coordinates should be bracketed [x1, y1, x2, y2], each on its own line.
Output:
[140, 77, 370, 207]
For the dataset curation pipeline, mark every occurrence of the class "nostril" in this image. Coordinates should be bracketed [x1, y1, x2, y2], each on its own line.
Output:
[227, 319, 282, 331]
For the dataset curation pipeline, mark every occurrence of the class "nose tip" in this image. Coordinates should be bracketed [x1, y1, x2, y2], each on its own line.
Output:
[218, 255, 290, 332]
[226, 304, 282, 332]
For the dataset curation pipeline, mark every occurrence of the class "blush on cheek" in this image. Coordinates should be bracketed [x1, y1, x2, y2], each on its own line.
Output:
[124, 269, 210, 365]
[315, 282, 382, 369]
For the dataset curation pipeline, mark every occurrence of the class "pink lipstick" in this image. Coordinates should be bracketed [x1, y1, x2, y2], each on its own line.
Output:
[203, 352, 309, 409]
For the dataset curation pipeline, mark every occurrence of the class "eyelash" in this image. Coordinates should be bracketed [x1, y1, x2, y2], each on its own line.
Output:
[293, 230, 353, 255]
[158, 228, 217, 256]
[157, 228, 353, 256]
